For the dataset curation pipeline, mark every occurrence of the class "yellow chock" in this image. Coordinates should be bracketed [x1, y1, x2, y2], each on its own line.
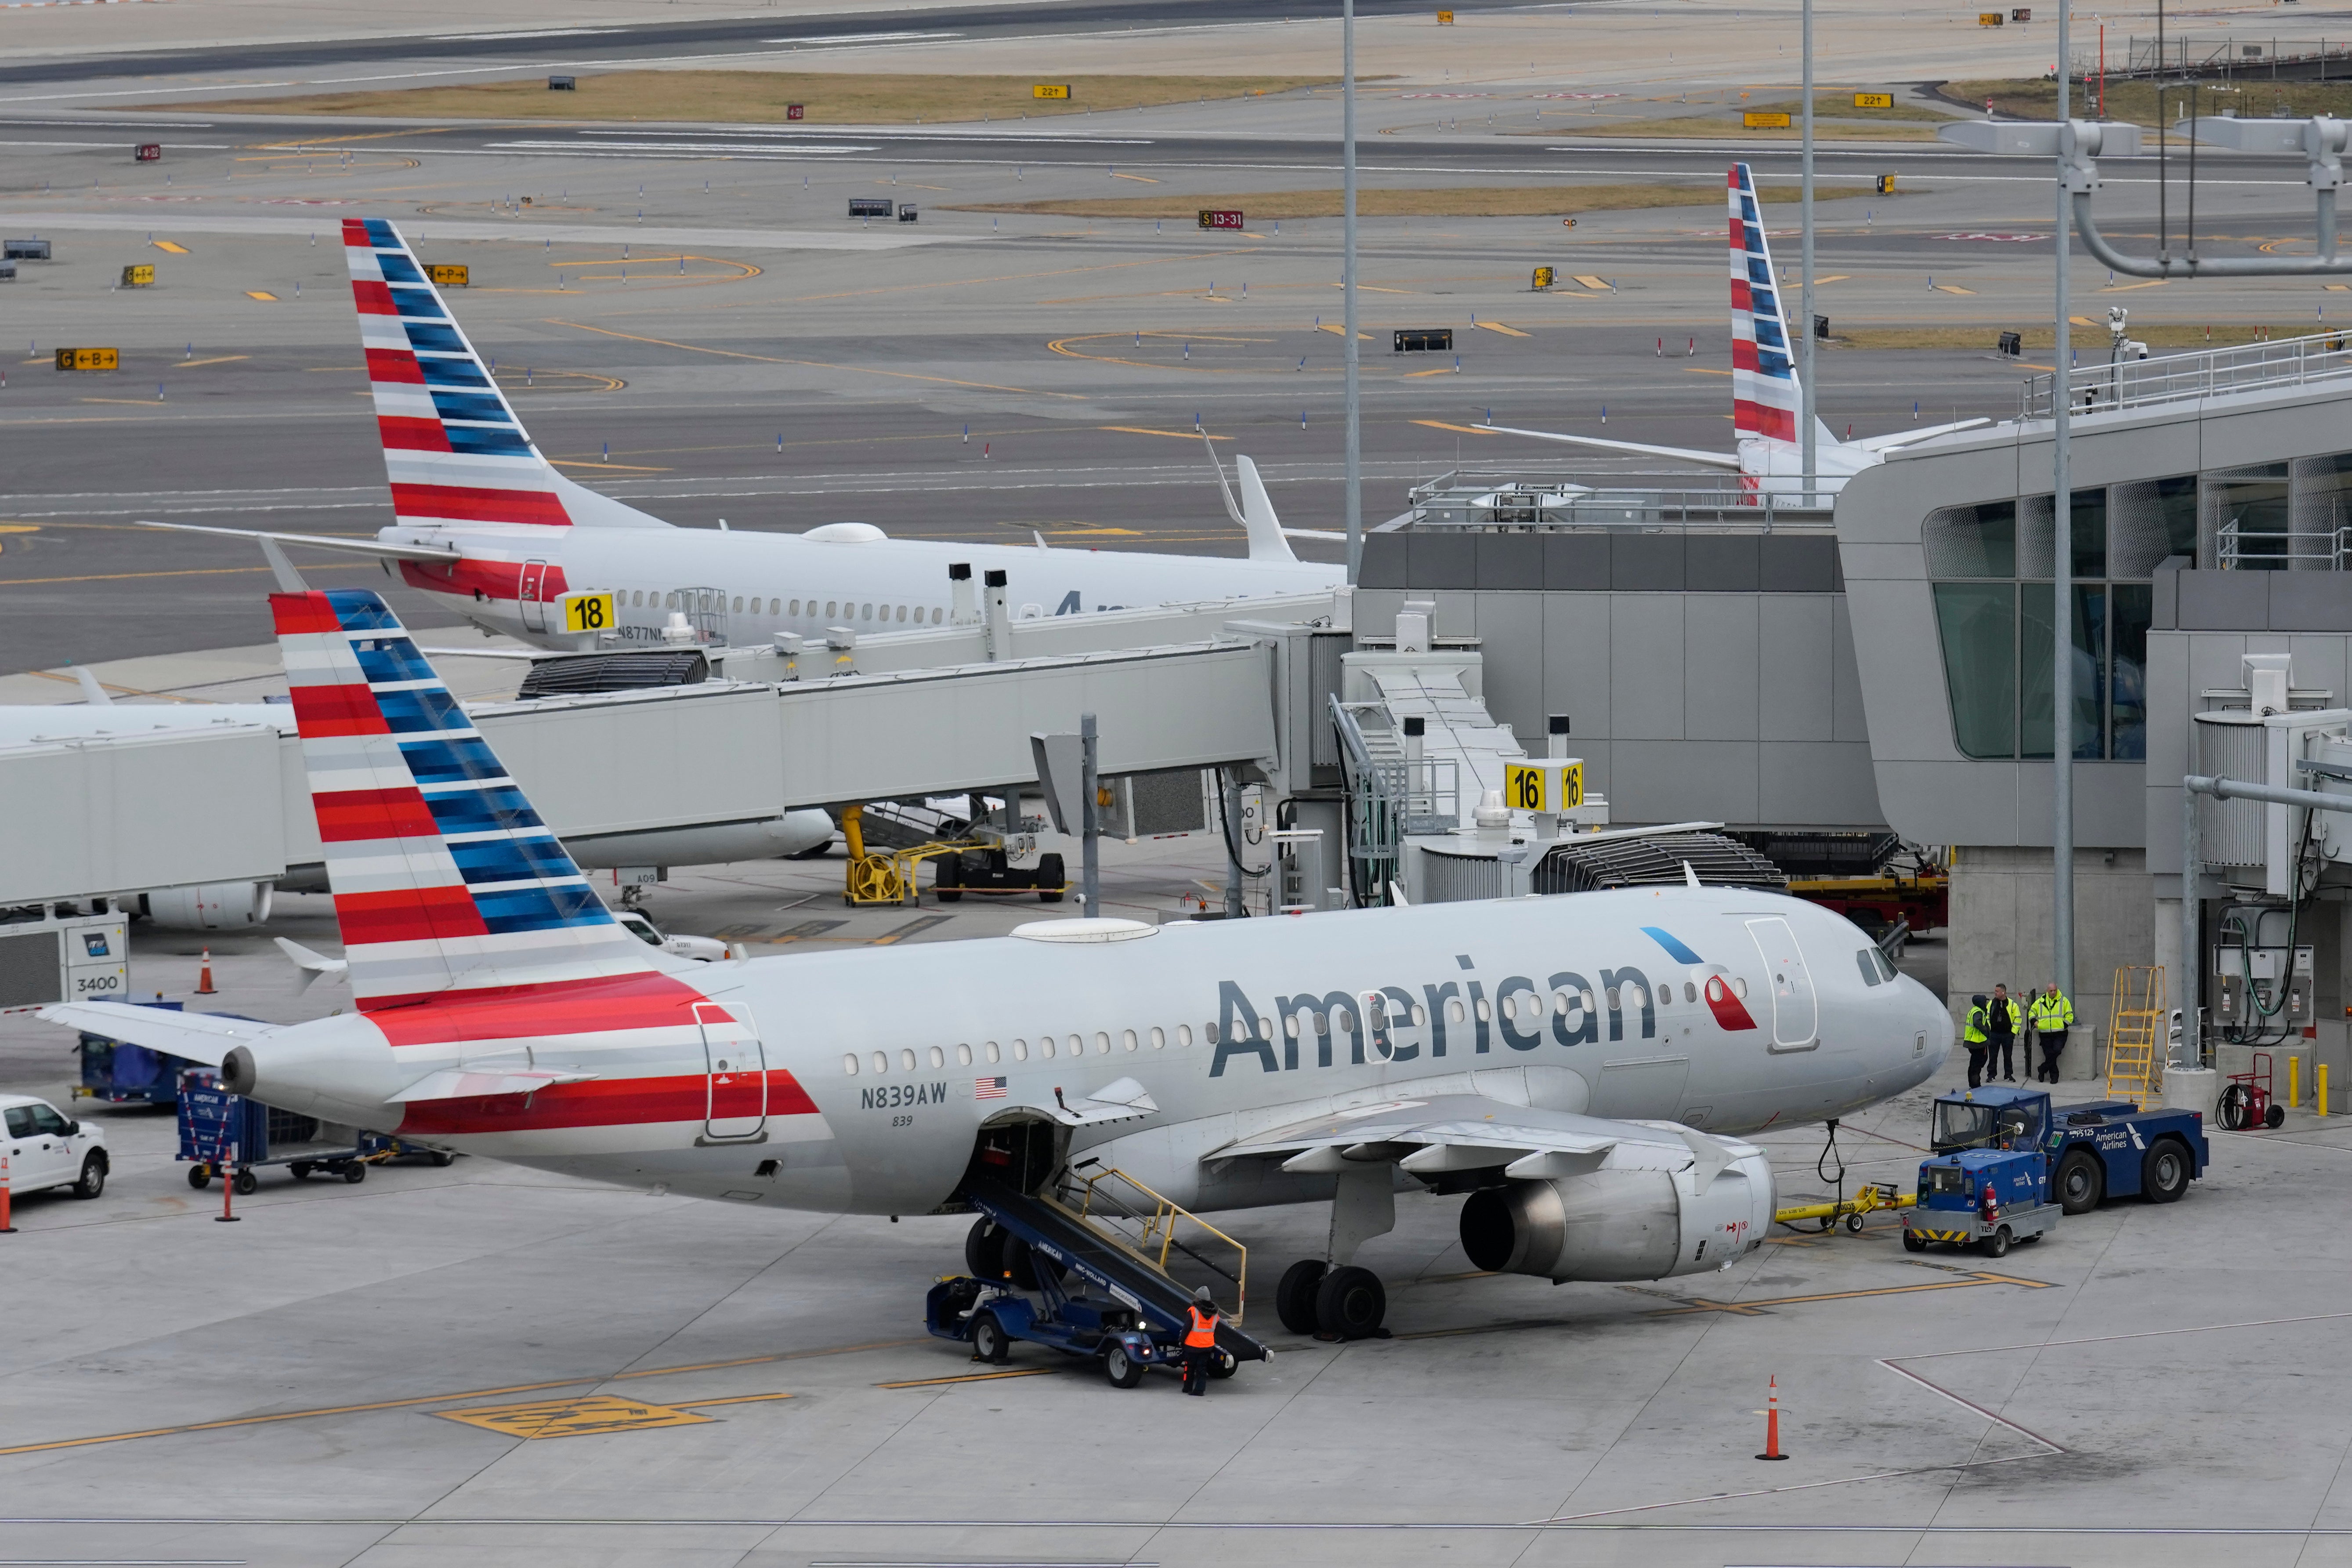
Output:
[2290, 1054, 2301, 1109]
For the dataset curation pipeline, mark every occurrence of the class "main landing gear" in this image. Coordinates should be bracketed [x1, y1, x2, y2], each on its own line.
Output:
[1272, 1161, 1396, 1340]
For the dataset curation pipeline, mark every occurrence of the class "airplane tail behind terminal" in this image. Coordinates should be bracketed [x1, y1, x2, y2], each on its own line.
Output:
[271, 584, 666, 1011]
[1726, 163, 1828, 456]
[343, 218, 668, 534]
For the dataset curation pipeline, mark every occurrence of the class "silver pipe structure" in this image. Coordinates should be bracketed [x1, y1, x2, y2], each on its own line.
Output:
[2177, 772, 2352, 1065]
[1342, 0, 1362, 584]
[1079, 710, 1101, 917]
[2075, 187, 2346, 275]
[1799, 0, 1816, 500]
[2054, 0, 2077, 1008]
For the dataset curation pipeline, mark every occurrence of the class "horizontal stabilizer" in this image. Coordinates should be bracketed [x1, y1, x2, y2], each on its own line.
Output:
[1853, 416, 1993, 453]
[1481, 424, 1744, 470]
[1282, 528, 1350, 542]
[140, 519, 460, 563]
[388, 1066, 599, 1102]
[33, 1002, 271, 1067]
[273, 936, 348, 994]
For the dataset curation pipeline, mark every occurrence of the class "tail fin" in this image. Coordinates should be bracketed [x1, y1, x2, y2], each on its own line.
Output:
[1727, 164, 1802, 450]
[343, 218, 667, 532]
[271, 585, 660, 1010]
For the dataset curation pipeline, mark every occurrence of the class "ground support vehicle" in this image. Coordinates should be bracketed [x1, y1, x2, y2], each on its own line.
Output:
[1930, 1085, 2208, 1215]
[1904, 1147, 2056, 1257]
[925, 1173, 1269, 1389]
[176, 1069, 420, 1193]
[1, 1093, 109, 1199]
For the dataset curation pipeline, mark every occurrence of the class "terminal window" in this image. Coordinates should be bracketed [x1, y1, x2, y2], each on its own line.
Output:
[1927, 476, 2199, 760]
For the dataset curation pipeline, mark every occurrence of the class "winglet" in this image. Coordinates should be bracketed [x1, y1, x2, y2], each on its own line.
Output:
[1205, 433, 1297, 562]
[69, 667, 113, 707]
[259, 535, 310, 594]
[1683, 860, 1701, 889]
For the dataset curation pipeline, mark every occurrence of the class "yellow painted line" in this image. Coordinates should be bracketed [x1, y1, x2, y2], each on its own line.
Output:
[151, 239, 189, 254]
[548, 459, 672, 472]
[1047, 526, 1145, 536]
[672, 1391, 798, 1409]
[172, 355, 249, 369]
[1932, 283, 1976, 295]
[1815, 273, 1850, 283]
[1473, 320, 1531, 337]
[2016, 362, 2056, 371]
[1101, 425, 1230, 440]
[252, 127, 454, 147]
[307, 365, 365, 371]
[245, 290, 279, 301]
[876, 1367, 1061, 1388]
[2068, 315, 2096, 325]
[1572, 274, 1611, 290]
[1403, 365, 1457, 377]
[2101, 279, 2167, 293]
[1331, 282, 1416, 294]
[1108, 171, 1160, 183]
[1413, 419, 1498, 435]
[550, 319, 1082, 401]
[435, 1395, 714, 1440]
[77, 398, 166, 406]
[1318, 324, 1374, 338]
[1686, 366, 1735, 376]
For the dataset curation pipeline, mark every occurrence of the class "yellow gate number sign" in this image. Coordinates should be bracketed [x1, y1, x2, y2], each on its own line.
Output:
[1978, 11, 2003, 23]
[561, 591, 615, 634]
[1437, 9, 1455, 21]
[426, 263, 470, 287]
[1853, 92, 1893, 108]
[1744, 111, 1792, 129]
[1033, 83, 1070, 100]
[1503, 760, 1584, 813]
[55, 347, 119, 371]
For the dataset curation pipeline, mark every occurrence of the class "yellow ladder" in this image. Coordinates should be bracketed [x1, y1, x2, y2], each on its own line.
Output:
[2106, 965, 2165, 1108]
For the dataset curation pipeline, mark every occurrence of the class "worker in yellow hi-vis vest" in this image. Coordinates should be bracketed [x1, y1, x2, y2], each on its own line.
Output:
[1964, 995, 1991, 1089]
[2028, 983, 2074, 1084]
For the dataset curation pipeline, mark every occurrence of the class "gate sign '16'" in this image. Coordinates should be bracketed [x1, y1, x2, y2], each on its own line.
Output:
[1504, 760, 1582, 813]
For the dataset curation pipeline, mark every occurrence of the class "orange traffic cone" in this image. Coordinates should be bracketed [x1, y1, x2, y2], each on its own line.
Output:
[195, 949, 217, 995]
[1, 1152, 15, 1234]
[1756, 1375, 1789, 1460]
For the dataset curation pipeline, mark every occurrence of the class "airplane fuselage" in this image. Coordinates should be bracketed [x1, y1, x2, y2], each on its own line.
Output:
[387, 523, 1345, 648]
[244, 889, 1948, 1218]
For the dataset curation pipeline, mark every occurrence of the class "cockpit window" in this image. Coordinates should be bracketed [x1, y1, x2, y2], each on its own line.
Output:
[1856, 950, 1883, 987]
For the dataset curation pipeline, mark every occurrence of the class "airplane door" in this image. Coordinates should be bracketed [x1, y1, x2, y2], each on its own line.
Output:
[696, 1003, 767, 1141]
[1744, 917, 1819, 1049]
[518, 559, 550, 633]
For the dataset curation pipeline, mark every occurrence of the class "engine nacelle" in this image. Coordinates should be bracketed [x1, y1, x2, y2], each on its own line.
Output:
[138, 881, 274, 931]
[1458, 1150, 1776, 1282]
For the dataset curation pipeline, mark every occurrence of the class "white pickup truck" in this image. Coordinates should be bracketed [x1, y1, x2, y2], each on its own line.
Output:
[2, 1095, 108, 1201]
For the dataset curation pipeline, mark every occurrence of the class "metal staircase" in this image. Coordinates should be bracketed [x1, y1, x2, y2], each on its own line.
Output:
[2106, 965, 2166, 1109]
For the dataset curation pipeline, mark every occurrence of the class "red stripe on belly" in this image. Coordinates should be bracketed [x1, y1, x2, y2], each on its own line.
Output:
[394, 1068, 819, 1135]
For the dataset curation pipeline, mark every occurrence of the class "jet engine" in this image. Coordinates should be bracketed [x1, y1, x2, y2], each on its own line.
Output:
[138, 881, 274, 931]
[1458, 1148, 1775, 1282]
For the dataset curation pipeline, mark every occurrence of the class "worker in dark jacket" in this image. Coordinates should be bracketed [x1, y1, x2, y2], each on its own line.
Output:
[1986, 984, 2019, 1082]
[1181, 1286, 1222, 1396]
[2028, 983, 2074, 1083]
[1964, 996, 1990, 1089]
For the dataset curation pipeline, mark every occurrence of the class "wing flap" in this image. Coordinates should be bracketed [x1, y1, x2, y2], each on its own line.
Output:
[34, 1002, 270, 1066]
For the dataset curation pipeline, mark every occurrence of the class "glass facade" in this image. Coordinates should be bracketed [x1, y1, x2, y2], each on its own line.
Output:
[1929, 485, 2160, 760]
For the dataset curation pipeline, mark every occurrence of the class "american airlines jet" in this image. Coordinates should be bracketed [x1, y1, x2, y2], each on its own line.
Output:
[46, 583, 1950, 1343]
[155, 218, 1342, 649]
[1483, 164, 1987, 493]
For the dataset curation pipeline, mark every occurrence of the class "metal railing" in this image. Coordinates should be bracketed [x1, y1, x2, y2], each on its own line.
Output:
[2214, 516, 2352, 571]
[1061, 1159, 1248, 1320]
[1331, 696, 1467, 905]
[1404, 470, 1835, 532]
[2020, 330, 2352, 421]
[2077, 35, 2352, 81]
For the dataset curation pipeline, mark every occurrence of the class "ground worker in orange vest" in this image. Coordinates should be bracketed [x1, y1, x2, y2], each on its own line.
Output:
[1181, 1286, 1222, 1396]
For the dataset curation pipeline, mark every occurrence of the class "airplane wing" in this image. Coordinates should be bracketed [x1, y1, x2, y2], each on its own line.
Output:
[1210, 1093, 1748, 1183]
[1478, 425, 1745, 471]
[34, 1002, 275, 1066]
[139, 519, 461, 563]
[1850, 417, 1991, 453]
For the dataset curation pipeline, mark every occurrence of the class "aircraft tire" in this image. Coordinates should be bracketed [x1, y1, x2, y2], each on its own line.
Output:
[971, 1311, 1012, 1364]
[1314, 1265, 1386, 1340]
[965, 1218, 1009, 1281]
[1274, 1259, 1327, 1335]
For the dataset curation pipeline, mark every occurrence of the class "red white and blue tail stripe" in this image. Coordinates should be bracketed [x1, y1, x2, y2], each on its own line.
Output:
[1727, 164, 1802, 449]
[343, 217, 663, 534]
[272, 587, 659, 1009]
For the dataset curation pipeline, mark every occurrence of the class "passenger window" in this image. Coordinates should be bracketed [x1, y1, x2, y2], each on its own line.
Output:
[1447, 999, 1465, 1024]
[1732, 977, 1749, 998]
[1122, 1029, 1138, 1052]
[826, 601, 838, 616]
[842, 1054, 858, 1076]
[1412, 1003, 1428, 1026]
[862, 603, 874, 619]
[1041, 1038, 1056, 1059]
[932, 607, 944, 624]
[1205, 1022, 1220, 1046]
[1606, 988, 1621, 1012]
[1149, 1026, 1164, 1049]
[1685, 981, 1698, 1002]
[956, 1043, 973, 1065]
[1334, 1008, 1354, 1033]
[1011, 1039, 1028, 1061]
[870, 1051, 888, 1075]
[1655, 984, 1670, 1008]
[928, 1045, 945, 1069]
[1285, 1014, 1301, 1039]
[900, 1048, 917, 1072]
[984, 1041, 1000, 1063]
[790, 599, 800, 616]
[1094, 1031, 1111, 1054]
[1177, 1024, 1193, 1047]
[895, 605, 906, 622]
[732, 596, 744, 613]
[1475, 998, 1491, 1022]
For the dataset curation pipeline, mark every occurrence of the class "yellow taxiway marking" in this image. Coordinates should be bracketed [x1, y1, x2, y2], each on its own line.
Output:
[1413, 419, 1498, 435]
[77, 398, 168, 406]
[245, 291, 279, 301]
[1048, 526, 1146, 536]
[876, 1367, 1060, 1388]
[1317, 324, 1375, 337]
[436, 1394, 720, 1440]
[1686, 366, 1735, 376]
[549, 459, 672, 472]
[1109, 171, 1160, 183]
[1932, 283, 1976, 295]
[1403, 365, 1458, 377]
[1330, 282, 1416, 294]
[151, 239, 189, 254]
[253, 127, 454, 148]
[1100, 425, 1230, 440]
[1571, 274, 1611, 290]
[551, 319, 1082, 401]
[173, 355, 250, 369]
[1814, 274, 1850, 284]
[1473, 320, 1531, 337]
[2101, 279, 2167, 293]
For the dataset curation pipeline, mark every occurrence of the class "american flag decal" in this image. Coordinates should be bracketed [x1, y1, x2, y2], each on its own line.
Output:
[974, 1076, 1008, 1100]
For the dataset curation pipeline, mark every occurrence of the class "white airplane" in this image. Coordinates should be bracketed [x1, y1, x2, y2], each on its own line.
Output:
[1480, 163, 1988, 495]
[144, 217, 1342, 651]
[43, 580, 1950, 1343]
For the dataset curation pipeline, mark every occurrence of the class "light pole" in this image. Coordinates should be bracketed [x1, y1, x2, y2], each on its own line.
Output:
[1800, 0, 1816, 501]
[2054, 0, 2077, 1005]
[1342, 0, 1363, 583]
